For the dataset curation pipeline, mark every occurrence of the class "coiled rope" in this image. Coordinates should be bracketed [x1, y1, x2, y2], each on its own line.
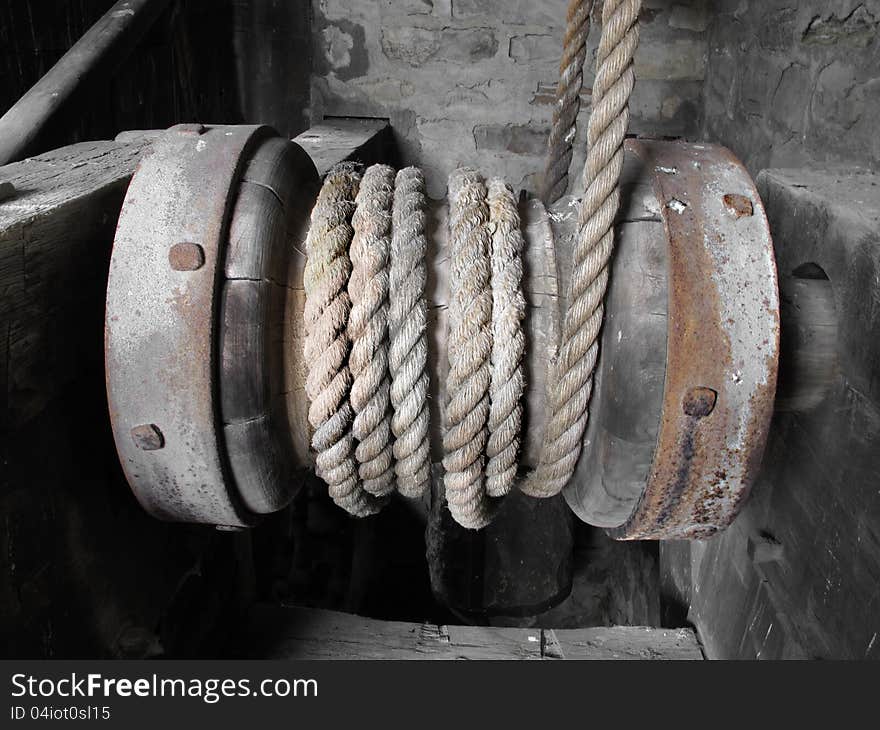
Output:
[303, 165, 385, 517]
[303, 0, 640, 525]
[522, 0, 641, 497]
[442, 169, 495, 529]
[349, 164, 396, 497]
[485, 178, 525, 498]
[540, 0, 595, 205]
[389, 167, 431, 498]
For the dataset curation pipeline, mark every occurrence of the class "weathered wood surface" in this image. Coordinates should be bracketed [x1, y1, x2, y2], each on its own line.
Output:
[219, 136, 319, 515]
[661, 167, 880, 659]
[0, 2, 255, 161]
[293, 118, 396, 177]
[0, 0, 171, 165]
[775, 274, 839, 413]
[239, 605, 703, 660]
[0, 138, 150, 428]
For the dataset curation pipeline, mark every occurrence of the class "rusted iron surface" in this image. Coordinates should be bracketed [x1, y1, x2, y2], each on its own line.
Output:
[611, 140, 779, 539]
[560, 140, 778, 539]
[106, 124, 272, 526]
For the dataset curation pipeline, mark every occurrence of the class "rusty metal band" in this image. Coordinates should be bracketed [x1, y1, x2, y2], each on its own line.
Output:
[106, 123, 274, 527]
[606, 140, 779, 539]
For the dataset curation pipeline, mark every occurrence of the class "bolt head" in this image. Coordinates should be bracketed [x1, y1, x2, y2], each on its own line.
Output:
[173, 123, 205, 136]
[683, 387, 718, 418]
[0, 181, 16, 203]
[722, 193, 753, 218]
[169, 242, 205, 271]
[131, 424, 164, 450]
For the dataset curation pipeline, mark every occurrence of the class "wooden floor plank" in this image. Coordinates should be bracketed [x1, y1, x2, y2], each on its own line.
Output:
[239, 605, 703, 660]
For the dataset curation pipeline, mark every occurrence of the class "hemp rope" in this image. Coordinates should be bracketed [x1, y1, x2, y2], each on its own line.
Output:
[443, 168, 494, 529]
[485, 178, 526, 497]
[540, 0, 595, 206]
[348, 164, 397, 497]
[303, 164, 385, 517]
[388, 167, 431, 498]
[305, 0, 639, 517]
[522, 0, 641, 498]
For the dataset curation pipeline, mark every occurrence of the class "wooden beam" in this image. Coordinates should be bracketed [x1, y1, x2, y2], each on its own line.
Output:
[0, 0, 172, 165]
[293, 117, 396, 177]
[0, 137, 151, 428]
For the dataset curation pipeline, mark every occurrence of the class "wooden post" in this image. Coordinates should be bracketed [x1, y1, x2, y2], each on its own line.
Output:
[0, 0, 172, 165]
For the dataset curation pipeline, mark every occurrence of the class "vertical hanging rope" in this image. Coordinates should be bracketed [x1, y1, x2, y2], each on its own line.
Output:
[303, 164, 385, 517]
[540, 0, 595, 206]
[348, 164, 397, 497]
[388, 167, 431, 498]
[485, 178, 526, 497]
[522, 0, 642, 498]
[443, 168, 494, 529]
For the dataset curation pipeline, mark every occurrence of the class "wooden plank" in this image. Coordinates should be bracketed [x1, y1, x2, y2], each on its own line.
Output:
[0, 138, 151, 427]
[239, 605, 703, 660]
[554, 626, 704, 660]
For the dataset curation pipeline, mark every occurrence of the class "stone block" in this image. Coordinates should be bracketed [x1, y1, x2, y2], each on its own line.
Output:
[668, 3, 709, 32]
[473, 124, 548, 156]
[769, 63, 811, 135]
[635, 38, 706, 81]
[314, 19, 368, 80]
[811, 60, 865, 131]
[380, 25, 498, 66]
[802, 5, 879, 48]
[509, 33, 559, 64]
[755, 6, 799, 52]
[451, 0, 567, 27]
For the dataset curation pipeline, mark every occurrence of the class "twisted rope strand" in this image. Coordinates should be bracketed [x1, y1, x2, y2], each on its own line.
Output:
[443, 168, 494, 529]
[522, 0, 641, 498]
[389, 167, 431, 498]
[540, 0, 595, 205]
[303, 165, 385, 517]
[485, 178, 526, 497]
[348, 164, 397, 497]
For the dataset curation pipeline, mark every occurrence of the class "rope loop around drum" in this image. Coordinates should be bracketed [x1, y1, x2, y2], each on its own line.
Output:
[304, 163, 528, 529]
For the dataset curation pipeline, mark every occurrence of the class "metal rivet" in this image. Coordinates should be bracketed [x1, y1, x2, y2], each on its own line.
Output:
[667, 198, 688, 214]
[174, 123, 205, 136]
[0, 181, 16, 203]
[131, 424, 164, 450]
[683, 387, 717, 418]
[722, 193, 753, 218]
[169, 242, 205, 271]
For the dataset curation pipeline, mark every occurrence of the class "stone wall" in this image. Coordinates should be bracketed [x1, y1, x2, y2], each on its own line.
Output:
[311, 0, 709, 197]
[702, 0, 880, 173]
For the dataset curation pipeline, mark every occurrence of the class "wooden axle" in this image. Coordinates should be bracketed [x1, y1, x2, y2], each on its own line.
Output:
[105, 126, 784, 543]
